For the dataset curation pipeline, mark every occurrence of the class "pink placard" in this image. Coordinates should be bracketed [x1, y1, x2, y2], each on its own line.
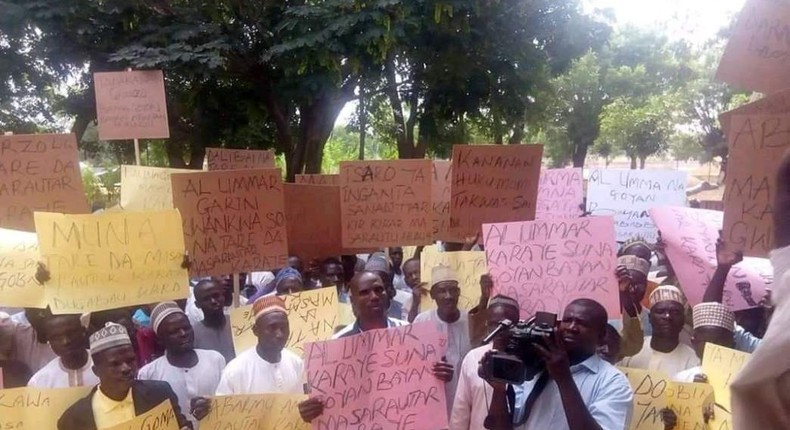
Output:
[650, 206, 772, 311]
[535, 168, 584, 220]
[304, 322, 448, 430]
[483, 217, 620, 319]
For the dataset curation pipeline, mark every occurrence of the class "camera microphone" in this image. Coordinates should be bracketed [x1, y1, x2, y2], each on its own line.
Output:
[481, 319, 513, 345]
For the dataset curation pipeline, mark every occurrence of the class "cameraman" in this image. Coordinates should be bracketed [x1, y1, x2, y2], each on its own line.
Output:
[479, 299, 633, 430]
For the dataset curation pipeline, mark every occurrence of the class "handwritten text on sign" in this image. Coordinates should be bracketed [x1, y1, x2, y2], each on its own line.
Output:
[432, 160, 452, 240]
[666, 382, 714, 430]
[94, 70, 169, 140]
[202, 394, 309, 430]
[650, 206, 772, 310]
[483, 217, 620, 318]
[34, 210, 189, 314]
[535, 168, 584, 220]
[305, 322, 449, 430]
[619, 367, 669, 430]
[0, 228, 45, 308]
[702, 343, 751, 411]
[205, 147, 276, 171]
[719, 89, 790, 139]
[587, 169, 687, 242]
[449, 145, 543, 240]
[120, 165, 191, 211]
[0, 386, 91, 429]
[724, 115, 790, 257]
[171, 169, 288, 276]
[106, 400, 179, 430]
[340, 160, 433, 248]
[420, 246, 486, 311]
[296, 174, 341, 185]
[230, 288, 339, 356]
[284, 184, 343, 260]
[716, 0, 790, 94]
[0, 133, 89, 231]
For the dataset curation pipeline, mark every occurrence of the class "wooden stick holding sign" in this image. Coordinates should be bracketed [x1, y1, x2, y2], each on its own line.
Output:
[233, 272, 241, 308]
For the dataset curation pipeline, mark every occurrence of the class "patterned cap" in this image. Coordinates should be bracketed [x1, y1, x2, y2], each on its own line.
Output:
[253, 295, 287, 321]
[488, 295, 520, 312]
[151, 301, 185, 335]
[617, 255, 651, 276]
[648, 285, 686, 308]
[89, 322, 132, 355]
[431, 265, 459, 289]
[365, 255, 391, 274]
[693, 302, 735, 332]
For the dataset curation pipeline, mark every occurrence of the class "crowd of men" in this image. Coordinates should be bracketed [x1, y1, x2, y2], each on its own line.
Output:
[0, 154, 788, 430]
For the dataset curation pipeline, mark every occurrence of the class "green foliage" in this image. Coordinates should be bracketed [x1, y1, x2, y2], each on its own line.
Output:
[321, 126, 397, 173]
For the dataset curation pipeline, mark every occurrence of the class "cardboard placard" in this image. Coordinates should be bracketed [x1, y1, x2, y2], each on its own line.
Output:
[340, 159, 433, 248]
[719, 89, 790, 138]
[0, 133, 89, 231]
[171, 169, 289, 276]
[665, 382, 715, 430]
[535, 168, 584, 220]
[716, 0, 790, 94]
[702, 343, 751, 411]
[650, 206, 772, 310]
[0, 228, 45, 308]
[201, 394, 309, 430]
[295, 174, 340, 185]
[304, 322, 449, 430]
[618, 367, 669, 430]
[432, 160, 452, 240]
[94, 70, 169, 140]
[724, 114, 790, 257]
[449, 145, 543, 240]
[120, 165, 191, 211]
[284, 183, 342, 260]
[204, 148, 276, 171]
[420, 246, 486, 311]
[586, 169, 687, 243]
[0, 386, 91, 429]
[483, 217, 620, 318]
[105, 400, 178, 430]
[34, 210, 189, 314]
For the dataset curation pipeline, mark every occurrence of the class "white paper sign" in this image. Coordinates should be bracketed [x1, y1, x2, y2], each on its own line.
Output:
[586, 169, 687, 242]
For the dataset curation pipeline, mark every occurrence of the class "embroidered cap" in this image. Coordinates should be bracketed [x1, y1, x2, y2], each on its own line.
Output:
[488, 295, 520, 312]
[692, 302, 735, 332]
[89, 322, 132, 355]
[617, 255, 651, 276]
[253, 295, 287, 321]
[431, 265, 459, 289]
[365, 255, 391, 274]
[648, 285, 686, 308]
[151, 301, 185, 335]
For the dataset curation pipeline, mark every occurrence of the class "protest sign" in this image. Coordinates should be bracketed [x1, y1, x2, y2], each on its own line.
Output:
[296, 174, 340, 185]
[432, 160, 452, 240]
[338, 302, 355, 326]
[650, 206, 772, 310]
[171, 169, 288, 276]
[304, 322, 449, 430]
[719, 89, 790, 138]
[587, 169, 687, 242]
[201, 394, 309, 430]
[230, 288, 339, 356]
[0, 386, 91, 429]
[34, 210, 189, 314]
[702, 343, 750, 411]
[665, 382, 715, 430]
[94, 70, 169, 140]
[483, 217, 620, 318]
[618, 367, 669, 430]
[535, 168, 584, 220]
[449, 145, 542, 240]
[724, 114, 790, 257]
[340, 159, 432, 248]
[284, 184, 342, 259]
[106, 400, 178, 430]
[707, 405, 732, 430]
[0, 133, 89, 232]
[120, 165, 191, 211]
[205, 148, 276, 171]
[420, 246, 486, 311]
[0, 228, 45, 308]
[716, 0, 790, 94]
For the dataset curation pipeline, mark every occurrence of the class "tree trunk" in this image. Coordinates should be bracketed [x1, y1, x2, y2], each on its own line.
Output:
[358, 89, 366, 160]
[639, 156, 646, 169]
[509, 120, 525, 144]
[383, 55, 413, 159]
[571, 138, 590, 168]
[630, 156, 637, 169]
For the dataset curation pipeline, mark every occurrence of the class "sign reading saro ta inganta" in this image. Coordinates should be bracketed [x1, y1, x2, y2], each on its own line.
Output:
[171, 168, 289, 277]
[94, 70, 169, 140]
[0, 133, 89, 231]
[449, 144, 542, 241]
[340, 159, 432, 248]
[724, 114, 790, 258]
[304, 322, 449, 430]
[586, 169, 687, 243]
[483, 217, 620, 318]
[535, 168, 584, 220]
[34, 210, 189, 314]
[205, 148, 276, 171]
[284, 183, 342, 259]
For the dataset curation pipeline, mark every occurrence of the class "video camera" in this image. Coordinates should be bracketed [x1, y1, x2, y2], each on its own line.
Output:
[480, 312, 558, 385]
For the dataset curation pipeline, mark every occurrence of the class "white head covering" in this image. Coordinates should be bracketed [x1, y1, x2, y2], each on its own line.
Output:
[150, 301, 185, 334]
[648, 285, 686, 308]
[692, 302, 735, 332]
[89, 322, 131, 355]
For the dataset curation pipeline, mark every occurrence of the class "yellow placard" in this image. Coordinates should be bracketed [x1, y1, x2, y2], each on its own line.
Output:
[707, 404, 731, 430]
[420, 246, 487, 311]
[665, 382, 714, 429]
[120, 165, 191, 211]
[230, 288, 339, 356]
[34, 210, 189, 314]
[105, 399, 179, 430]
[0, 228, 46, 308]
[701, 343, 750, 411]
[201, 394, 309, 430]
[618, 367, 669, 430]
[338, 302, 355, 326]
[0, 386, 91, 429]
